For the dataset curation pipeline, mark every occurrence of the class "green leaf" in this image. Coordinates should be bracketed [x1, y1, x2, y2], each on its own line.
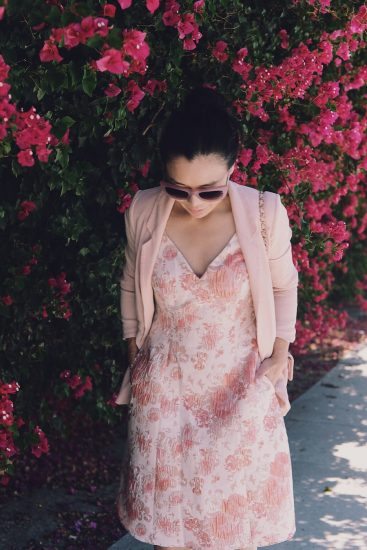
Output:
[36, 87, 46, 101]
[55, 146, 69, 169]
[53, 116, 76, 140]
[82, 66, 97, 97]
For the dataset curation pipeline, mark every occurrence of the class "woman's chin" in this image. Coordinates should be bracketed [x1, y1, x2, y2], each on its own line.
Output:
[189, 209, 206, 216]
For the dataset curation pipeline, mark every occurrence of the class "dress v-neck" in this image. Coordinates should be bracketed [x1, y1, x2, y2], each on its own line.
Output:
[163, 230, 237, 280]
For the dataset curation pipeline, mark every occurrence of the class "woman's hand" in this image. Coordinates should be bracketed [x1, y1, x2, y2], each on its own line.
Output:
[255, 352, 289, 387]
[126, 337, 139, 366]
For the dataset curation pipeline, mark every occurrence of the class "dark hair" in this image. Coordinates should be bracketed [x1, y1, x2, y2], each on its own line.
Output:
[158, 86, 242, 172]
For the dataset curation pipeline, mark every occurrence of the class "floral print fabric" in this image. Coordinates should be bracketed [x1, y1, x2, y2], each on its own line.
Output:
[116, 230, 296, 549]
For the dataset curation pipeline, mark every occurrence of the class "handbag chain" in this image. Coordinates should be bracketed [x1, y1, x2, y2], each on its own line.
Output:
[258, 190, 269, 253]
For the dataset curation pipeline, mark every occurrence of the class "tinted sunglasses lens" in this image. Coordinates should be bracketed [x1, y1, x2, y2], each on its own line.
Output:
[199, 190, 224, 200]
[165, 186, 189, 199]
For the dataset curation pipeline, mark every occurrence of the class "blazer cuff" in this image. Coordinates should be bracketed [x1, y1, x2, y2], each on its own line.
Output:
[123, 323, 138, 339]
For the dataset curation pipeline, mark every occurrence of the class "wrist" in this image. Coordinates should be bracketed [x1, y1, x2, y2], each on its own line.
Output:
[272, 336, 289, 358]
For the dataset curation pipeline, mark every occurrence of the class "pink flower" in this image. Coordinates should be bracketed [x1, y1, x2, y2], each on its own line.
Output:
[104, 83, 121, 97]
[47, 272, 71, 295]
[349, 5, 367, 34]
[36, 145, 52, 163]
[117, 0, 132, 9]
[146, 0, 160, 14]
[183, 37, 196, 51]
[17, 200, 37, 221]
[232, 47, 252, 80]
[318, 40, 333, 64]
[96, 49, 130, 75]
[0, 381, 20, 395]
[31, 426, 49, 458]
[103, 3, 116, 17]
[68, 374, 82, 390]
[21, 265, 31, 275]
[193, 0, 205, 13]
[138, 159, 151, 177]
[336, 42, 350, 60]
[17, 149, 35, 167]
[177, 14, 195, 39]
[117, 191, 132, 214]
[162, 9, 180, 26]
[1, 295, 13, 306]
[73, 376, 93, 398]
[62, 24, 83, 48]
[212, 41, 229, 62]
[238, 148, 253, 167]
[39, 40, 63, 62]
[279, 29, 289, 49]
[126, 80, 145, 112]
[143, 78, 167, 96]
[122, 29, 150, 62]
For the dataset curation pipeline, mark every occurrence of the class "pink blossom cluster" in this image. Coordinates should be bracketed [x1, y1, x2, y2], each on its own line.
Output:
[39, 15, 110, 62]
[0, 55, 16, 141]
[118, 0, 205, 50]
[0, 380, 21, 485]
[60, 370, 93, 399]
[292, 0, 332, 15]
[31, 426, 50, 458]
[0, 54, 59, 167]
[47, 272, 72, 320]
[17, 200, 37, 221]
[1, 244, 40, 313]
[216, 6, 367, 355]
[96, 28, 150, 86]
[14, 107, 54, 166]
[294, 304, 349, 352]
[162, 0, 204, 51]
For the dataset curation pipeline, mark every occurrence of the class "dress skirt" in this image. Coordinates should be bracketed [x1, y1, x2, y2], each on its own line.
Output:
[116, 230, 296, 549]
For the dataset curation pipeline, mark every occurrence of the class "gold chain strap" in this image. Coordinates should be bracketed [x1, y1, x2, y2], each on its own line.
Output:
[259, 190, 269, 253]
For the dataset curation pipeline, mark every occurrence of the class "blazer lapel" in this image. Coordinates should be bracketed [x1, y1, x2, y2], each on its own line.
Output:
[139, 189, 175, 330]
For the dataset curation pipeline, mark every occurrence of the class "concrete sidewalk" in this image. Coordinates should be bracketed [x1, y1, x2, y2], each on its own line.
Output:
[110, 344, 367, 549]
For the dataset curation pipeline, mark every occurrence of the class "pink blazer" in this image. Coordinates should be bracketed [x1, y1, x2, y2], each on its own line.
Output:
[115, 180, 299, 415]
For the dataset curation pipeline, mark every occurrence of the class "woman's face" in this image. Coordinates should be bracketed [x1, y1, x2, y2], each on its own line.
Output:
[165, 154, 235, 219]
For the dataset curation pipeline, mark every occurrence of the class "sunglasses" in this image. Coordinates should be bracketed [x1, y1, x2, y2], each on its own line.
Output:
[160, 174, 229, 201]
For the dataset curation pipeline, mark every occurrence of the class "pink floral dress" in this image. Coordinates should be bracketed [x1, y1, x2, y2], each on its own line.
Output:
[116, 230, 296, 549]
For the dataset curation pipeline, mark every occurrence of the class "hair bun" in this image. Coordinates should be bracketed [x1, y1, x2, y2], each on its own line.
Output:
[181, 86, 228, 114]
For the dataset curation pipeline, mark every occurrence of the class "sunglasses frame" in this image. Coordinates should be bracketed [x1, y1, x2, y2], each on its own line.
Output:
[160, 174, 230, 201]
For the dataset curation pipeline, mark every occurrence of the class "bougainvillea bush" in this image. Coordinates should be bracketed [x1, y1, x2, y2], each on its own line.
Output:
[1, 0, 367, 483]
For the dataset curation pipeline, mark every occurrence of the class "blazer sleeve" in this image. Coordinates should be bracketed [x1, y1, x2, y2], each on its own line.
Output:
[268, 193, 299, 343]
[120, 190, 142, 340]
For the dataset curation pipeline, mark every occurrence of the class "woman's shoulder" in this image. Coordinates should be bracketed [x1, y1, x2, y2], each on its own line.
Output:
[231, 181, 278, 199]
[233, 182, 279, 215]
[127, 186, 161, 216]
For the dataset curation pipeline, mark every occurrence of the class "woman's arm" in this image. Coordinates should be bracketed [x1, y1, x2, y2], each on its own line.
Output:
[268, 194, 299, 353]
[120, 190, 142, 341]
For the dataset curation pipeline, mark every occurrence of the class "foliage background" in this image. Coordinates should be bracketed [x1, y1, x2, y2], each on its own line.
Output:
[1, 0, 367, 481]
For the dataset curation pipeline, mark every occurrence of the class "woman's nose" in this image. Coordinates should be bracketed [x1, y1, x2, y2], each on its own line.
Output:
[188, 195, 203, 206]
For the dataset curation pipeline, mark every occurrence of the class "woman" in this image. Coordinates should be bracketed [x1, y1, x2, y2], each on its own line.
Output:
[115, 87, 299, 550]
